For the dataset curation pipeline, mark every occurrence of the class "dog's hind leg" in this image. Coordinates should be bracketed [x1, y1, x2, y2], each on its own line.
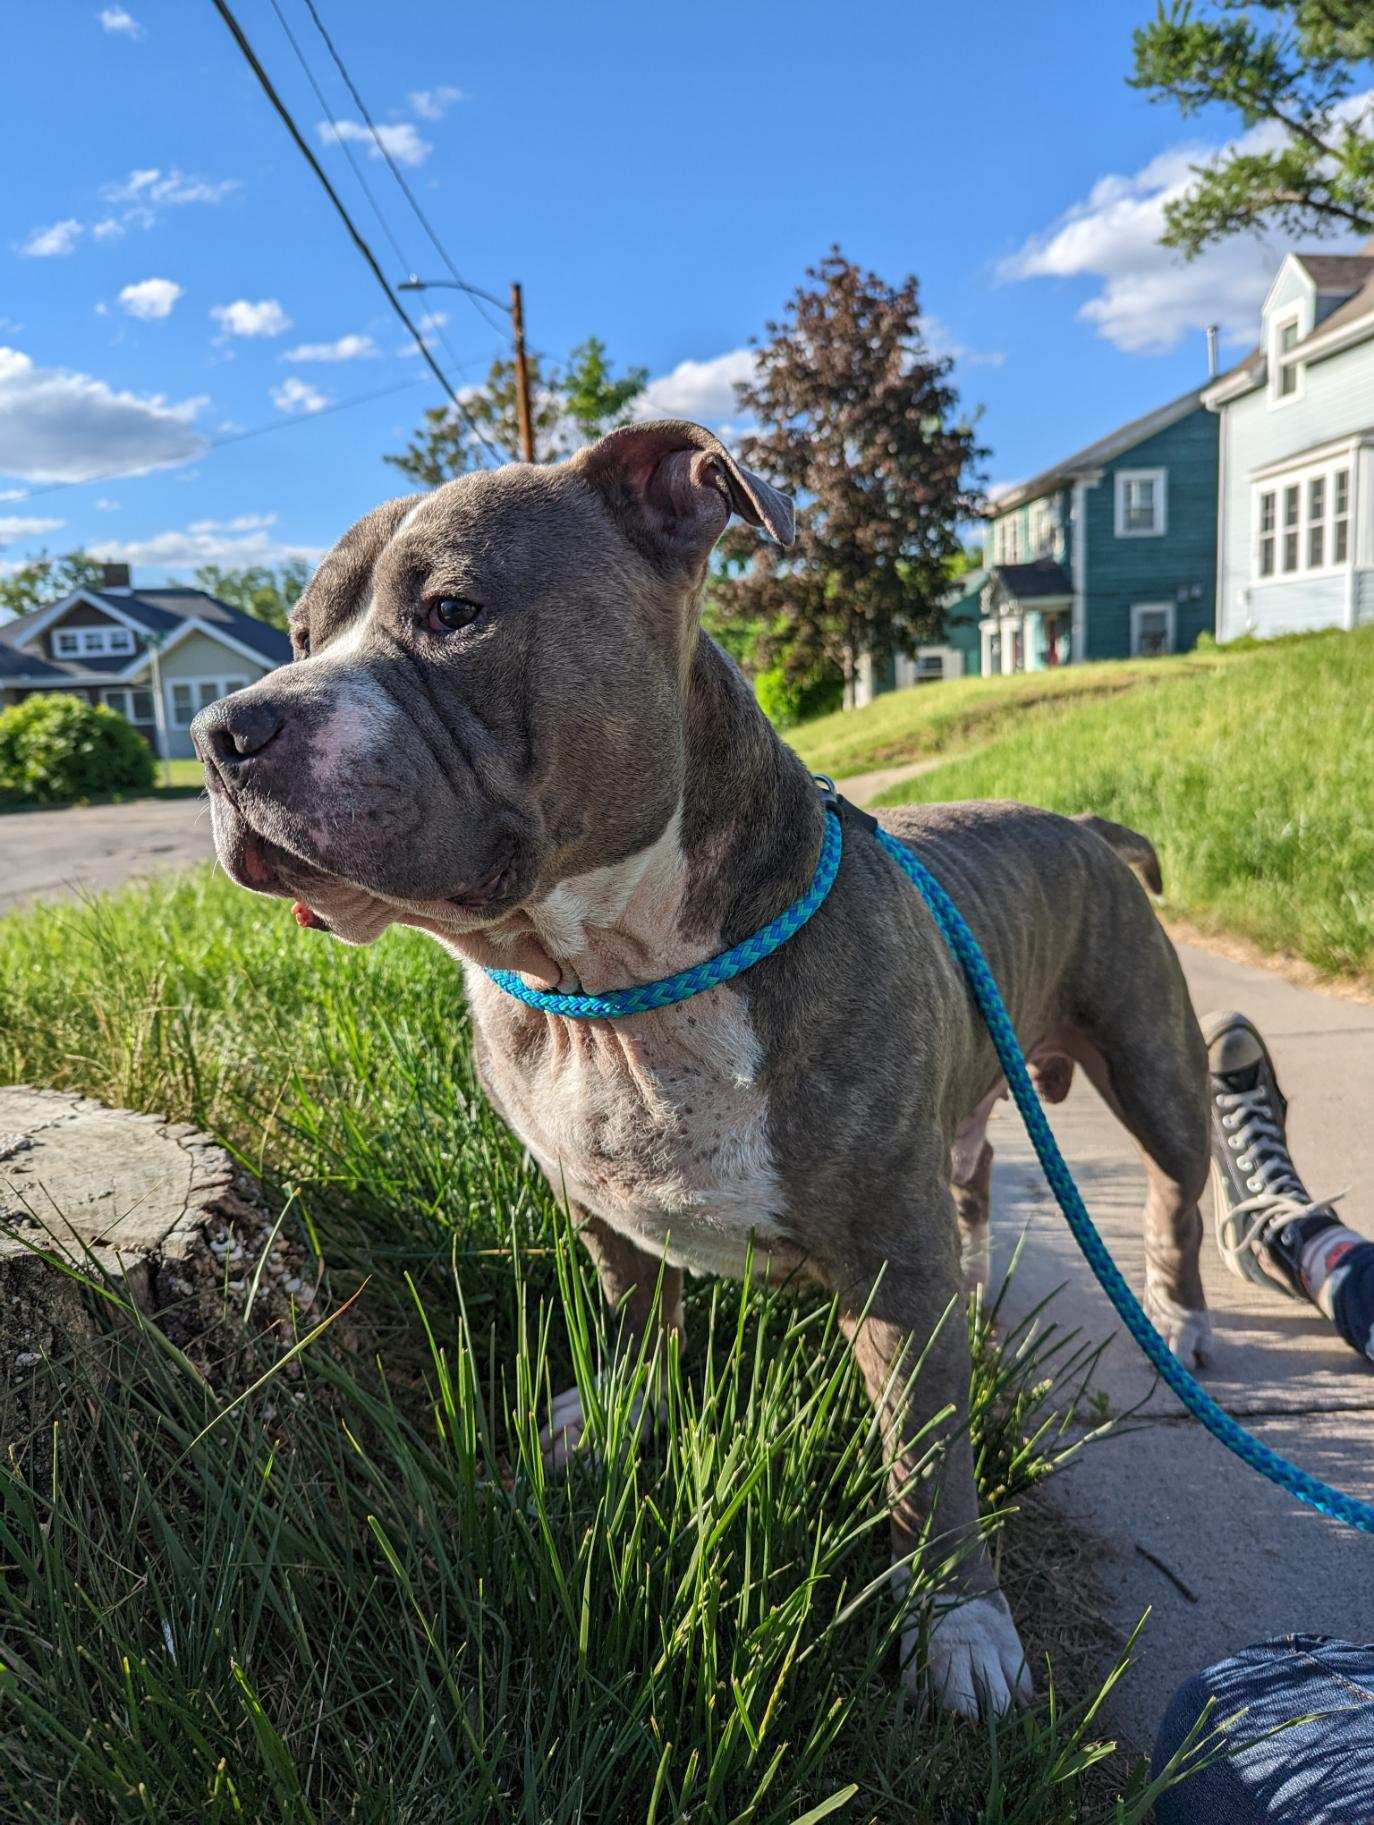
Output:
[540, 1209, 684, 1469]
[1069, 929, 1212, 1368]
[950, 1127, 994, 1296]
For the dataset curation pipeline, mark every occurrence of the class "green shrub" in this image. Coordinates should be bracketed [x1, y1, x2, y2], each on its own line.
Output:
[755, 663, 844, 730]
[0, 692, 155, 806]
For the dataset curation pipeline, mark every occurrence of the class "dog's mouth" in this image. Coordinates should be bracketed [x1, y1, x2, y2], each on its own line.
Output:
[207, 777, 556, 975]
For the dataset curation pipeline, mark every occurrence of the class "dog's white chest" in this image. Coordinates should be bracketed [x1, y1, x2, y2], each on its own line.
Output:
[469, 977, 788, 1278]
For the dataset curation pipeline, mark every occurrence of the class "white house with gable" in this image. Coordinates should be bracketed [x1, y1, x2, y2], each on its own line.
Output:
[1204, 247, 1374, 640]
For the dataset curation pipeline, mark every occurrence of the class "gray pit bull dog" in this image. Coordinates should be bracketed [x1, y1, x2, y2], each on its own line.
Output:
[193, 419, 1212, 1719]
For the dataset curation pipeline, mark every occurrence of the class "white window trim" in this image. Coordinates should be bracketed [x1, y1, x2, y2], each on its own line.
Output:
[101, 686, 156, 725]
[1130, 601, 1176, 657]
[1268, 309, 1305, 408]
[1251, 456, 1353, 586]
[166, 676, 251, 728]
[53, 625, 135, 658]
[1114, 467, 1167, 538]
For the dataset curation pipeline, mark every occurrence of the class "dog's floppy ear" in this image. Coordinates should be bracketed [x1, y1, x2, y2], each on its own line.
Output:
[574, 418, 793, 567]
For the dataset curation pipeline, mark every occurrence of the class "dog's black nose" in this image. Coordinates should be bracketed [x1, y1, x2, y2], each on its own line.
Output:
[193, 697, 283, 766]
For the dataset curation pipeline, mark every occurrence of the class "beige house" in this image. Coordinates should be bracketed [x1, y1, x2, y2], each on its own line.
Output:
[0, 563, 291, 759]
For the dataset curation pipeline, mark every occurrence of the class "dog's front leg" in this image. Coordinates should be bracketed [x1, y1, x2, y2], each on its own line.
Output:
[541, 1209, 684, 1469]
[838, 1229, 1031, 1721]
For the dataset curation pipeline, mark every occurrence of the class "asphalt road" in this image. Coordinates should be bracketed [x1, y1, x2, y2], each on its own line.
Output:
[988, 939, 1374, 1748]
[0, 795, 214, 912]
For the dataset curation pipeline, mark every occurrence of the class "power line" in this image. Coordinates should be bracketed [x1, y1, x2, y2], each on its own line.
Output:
[6, 376, 427, 505]
[266, 0, 412, 279]
[207, 0, 511, 464]
[297, 0, 510, 339]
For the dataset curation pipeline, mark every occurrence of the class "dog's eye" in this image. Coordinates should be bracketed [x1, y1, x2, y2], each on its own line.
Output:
[426, 595, 482, 634]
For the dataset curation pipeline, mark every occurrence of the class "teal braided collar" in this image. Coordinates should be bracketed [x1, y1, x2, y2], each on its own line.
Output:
[485, 786, 843, 1019]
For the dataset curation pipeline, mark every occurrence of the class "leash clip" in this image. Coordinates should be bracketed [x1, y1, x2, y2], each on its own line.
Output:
[812, 773, 840, 811]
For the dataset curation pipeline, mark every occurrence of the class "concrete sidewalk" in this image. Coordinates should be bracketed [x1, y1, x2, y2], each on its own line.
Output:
[988, 938, 1374, 1746]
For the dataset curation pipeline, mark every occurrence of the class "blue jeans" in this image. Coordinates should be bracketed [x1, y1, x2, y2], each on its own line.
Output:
[1152, 1636, 1374, 1824]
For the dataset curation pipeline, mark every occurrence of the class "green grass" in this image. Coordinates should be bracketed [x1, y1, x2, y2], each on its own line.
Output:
[789, 653, 1223, 782]
[868, 627, 1374, 983]
[0, 874, 1198, 1821]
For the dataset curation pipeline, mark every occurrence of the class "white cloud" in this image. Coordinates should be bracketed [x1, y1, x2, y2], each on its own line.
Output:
[317, 119, 431, 167]
[0, 489, 27, 502]
[922, 313, 1005, 369]
[1000, 99, 1374, 354]
[98, 6, 143, 36]
[188, 513, 278, 533]
[21, 219, 83, 258]
[0, 346, 207, 483]
[396, 308, 449, 357]
[271, 377, 329, 415]
[0, 515, 65, 542]
[91, 217, 125, 242]
[212, 298, 292, 339]
[94, 497, 121, 510]
[119, 277, 183, 321]
[282, 333, 377, 363]
[630, 349, 757, 427]
[90, 518, 323, 568]
[101, 167, 238, 208]
[409, 86, 465, 121]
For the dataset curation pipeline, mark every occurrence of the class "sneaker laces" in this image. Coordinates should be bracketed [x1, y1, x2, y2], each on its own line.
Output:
[1214, 1085, 1345, 1265]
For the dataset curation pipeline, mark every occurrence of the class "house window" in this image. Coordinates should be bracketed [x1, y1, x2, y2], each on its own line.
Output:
[1334, 468, 1351, 562]
[1307, 476, 1326, 568]
[1258, 490, 1276, 577]
[1115, 468, 1167, 537]
[1254, 458, 1355, 582]
[1029, 499, 1057, 557]
[52, 624, 135, 658]
[102, 687, 155, 724]
[1131, 602, 1176, 656]
[168, 677, 251, 727]
[1282, 485, 1300, 572]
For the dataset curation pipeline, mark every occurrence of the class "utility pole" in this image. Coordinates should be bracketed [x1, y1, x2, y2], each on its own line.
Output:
[510, 280, 535, 463]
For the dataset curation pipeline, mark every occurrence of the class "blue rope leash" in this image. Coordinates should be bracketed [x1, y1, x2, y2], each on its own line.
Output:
[872, 822, 1374, 1537]
[485, 781, 1374, 1534]
[486, 804, 843, 1017]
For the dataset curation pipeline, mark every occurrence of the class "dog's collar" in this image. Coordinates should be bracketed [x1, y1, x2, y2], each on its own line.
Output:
[484, 778, 850, 1019]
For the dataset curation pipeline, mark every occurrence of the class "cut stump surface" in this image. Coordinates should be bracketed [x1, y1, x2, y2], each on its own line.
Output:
[0, 1086, 313, 1379]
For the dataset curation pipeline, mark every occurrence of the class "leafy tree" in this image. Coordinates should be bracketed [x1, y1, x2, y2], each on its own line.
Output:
[562, 337, 648, 443]
[718, 249, 985, 693]
[384, 339, 647, 484]
[189, 561, 313, 632]
[948, 543, 985, 580]
[0, 551, 104, 622]
[1132, 1, 1374, 255]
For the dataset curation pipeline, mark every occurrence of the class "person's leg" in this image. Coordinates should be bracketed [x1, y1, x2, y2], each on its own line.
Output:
[1202, 1010, 1374, 1366]
[1152, 1635, 1374, 1824]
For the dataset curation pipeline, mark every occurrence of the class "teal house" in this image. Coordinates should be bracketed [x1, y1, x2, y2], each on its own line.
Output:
[850, 569, 985, 704]
[980, 384, 1218, 673]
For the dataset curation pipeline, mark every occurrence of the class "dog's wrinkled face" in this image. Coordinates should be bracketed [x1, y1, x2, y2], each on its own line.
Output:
[192, 419, 792, 958]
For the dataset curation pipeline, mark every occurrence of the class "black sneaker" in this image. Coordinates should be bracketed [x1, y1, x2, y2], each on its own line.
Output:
[1201, 1009, 1343, 1299]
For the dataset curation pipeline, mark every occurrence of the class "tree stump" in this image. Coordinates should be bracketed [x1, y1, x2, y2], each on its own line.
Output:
[0, 1086, 316, 1381]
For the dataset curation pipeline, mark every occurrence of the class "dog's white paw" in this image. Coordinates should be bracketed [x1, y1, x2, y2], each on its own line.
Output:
[539, 1384, 588, 1470]
[907, 1590, 1033, 1720]
[1144, 1282, 1213, 1370]
[538, 1381, 665, 1471]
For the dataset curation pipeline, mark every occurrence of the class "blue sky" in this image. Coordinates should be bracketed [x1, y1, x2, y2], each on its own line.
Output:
[0, 0, 1324, 582]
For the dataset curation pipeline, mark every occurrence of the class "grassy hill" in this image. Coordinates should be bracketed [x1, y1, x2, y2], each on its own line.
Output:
[792, 629, 1374, 985]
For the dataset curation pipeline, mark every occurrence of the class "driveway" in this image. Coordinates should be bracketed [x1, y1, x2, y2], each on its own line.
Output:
[0, 795, 214, 912]
[989, 939, 1374, 1745]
